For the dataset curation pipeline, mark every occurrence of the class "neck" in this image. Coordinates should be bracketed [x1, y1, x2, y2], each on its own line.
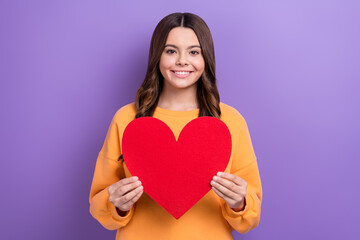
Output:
[157, 84, 198, 111]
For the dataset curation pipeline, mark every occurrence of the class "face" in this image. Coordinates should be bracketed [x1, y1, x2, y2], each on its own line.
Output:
[159, 27, 205, 92]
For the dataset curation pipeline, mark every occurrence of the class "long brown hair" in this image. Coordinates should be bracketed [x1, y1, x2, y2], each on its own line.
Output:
[135, 12, 221, 119]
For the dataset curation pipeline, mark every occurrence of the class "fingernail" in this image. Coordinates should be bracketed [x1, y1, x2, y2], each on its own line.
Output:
[133, 176, 139, 181]
[217, 172, 222, 176]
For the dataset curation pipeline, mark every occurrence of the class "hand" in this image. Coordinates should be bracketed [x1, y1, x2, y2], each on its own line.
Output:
[210, 172, 247, 211]
[108, 176, 144, 213]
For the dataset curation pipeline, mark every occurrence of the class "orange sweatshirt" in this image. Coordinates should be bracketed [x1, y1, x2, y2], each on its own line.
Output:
[89, 102, 262, 240]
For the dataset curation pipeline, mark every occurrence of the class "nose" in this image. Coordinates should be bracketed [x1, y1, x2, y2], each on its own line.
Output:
[176, 52, 189, 66]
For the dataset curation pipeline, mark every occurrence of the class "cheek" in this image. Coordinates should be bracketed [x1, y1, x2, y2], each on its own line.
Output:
[193, 58, 205, 72]
[159, 55, 175, 70]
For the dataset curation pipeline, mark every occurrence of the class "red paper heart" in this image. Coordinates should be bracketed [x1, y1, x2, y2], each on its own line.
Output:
[122, 116, 232, 219]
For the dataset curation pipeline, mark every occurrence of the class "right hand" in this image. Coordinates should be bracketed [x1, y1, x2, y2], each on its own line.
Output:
[108, 176, 143, 213]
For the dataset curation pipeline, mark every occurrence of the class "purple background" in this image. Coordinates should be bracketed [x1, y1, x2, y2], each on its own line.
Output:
[1, 0, 359, 239]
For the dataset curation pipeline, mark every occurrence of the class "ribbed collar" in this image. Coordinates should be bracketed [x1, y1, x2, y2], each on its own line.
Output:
[154, 106, 200, 117]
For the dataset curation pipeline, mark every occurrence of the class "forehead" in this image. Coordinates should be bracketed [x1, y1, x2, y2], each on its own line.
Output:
[165, 27, 200, 46]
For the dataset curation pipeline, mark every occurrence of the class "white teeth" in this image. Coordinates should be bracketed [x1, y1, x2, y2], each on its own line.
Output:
[174, 71, 191, 75]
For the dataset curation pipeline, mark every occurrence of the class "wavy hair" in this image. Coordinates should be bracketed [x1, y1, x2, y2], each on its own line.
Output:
[135, 12, 221, 118]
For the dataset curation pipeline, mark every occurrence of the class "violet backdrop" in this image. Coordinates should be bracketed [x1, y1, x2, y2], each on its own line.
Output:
[0, 0, 359, 239]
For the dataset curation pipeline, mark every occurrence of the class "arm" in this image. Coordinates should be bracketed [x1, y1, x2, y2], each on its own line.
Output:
[220, 118, 263, 234]
[88, 112, 135, 230]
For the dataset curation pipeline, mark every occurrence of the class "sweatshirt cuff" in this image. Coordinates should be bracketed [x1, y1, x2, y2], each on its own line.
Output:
[221, 194, 251, 218]
[221, 185, 256, 218]
[106, 188, 135, 224]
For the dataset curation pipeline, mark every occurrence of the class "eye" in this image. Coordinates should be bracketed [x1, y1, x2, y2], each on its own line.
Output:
[166, 49, 176, 54]
[190, 50, 200, 55]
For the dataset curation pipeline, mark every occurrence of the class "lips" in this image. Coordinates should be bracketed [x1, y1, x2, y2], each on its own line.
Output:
[171, 70, 193, 78]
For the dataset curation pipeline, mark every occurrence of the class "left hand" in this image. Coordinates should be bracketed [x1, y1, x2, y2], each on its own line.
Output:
[210, 172, 248, 211]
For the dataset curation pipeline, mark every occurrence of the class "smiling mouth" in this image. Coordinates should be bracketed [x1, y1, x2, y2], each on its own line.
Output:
[171, 70, 193, 78]
[171, 70, 193, 73]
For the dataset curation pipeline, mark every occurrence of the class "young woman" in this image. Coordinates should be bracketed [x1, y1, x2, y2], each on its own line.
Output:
[89, 12, 262, 239]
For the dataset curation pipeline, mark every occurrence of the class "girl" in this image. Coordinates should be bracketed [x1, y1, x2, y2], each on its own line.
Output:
[89, 12, 262, 240]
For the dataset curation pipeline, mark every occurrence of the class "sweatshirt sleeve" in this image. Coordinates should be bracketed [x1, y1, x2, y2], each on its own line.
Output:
[220, 116, 263, 234]
[89, 111, 135, 230]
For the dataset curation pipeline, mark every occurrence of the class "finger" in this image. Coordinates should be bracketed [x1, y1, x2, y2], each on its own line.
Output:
[127, 188, 143, 205]
[212, 185, 236, 205]
[119, 187, 144, 211]
[211, 180, 237, 200]
[212, 176, 241, 193]
[113, 176, 139, 188]
[109, 176, 139, 195]
[119, 185, 143, 204]
[115, 180, 142, 196]
[216, 172, 246, 186]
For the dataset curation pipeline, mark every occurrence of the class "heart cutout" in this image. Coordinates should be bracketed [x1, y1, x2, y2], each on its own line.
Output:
[122, 116, 232, 219]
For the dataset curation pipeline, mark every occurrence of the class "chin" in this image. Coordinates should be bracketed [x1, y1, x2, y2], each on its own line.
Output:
[170, 79, 197, 89]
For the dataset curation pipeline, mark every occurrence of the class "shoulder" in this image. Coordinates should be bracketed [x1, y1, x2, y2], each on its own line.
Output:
[219, 102, 248, 131]
[115, 102, 136, 116]
[111, 102, 136, 124]
[219, 102, 246, 123]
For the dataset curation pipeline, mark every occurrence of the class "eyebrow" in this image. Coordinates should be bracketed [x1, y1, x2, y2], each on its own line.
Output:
[164, 44, 201, 50]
